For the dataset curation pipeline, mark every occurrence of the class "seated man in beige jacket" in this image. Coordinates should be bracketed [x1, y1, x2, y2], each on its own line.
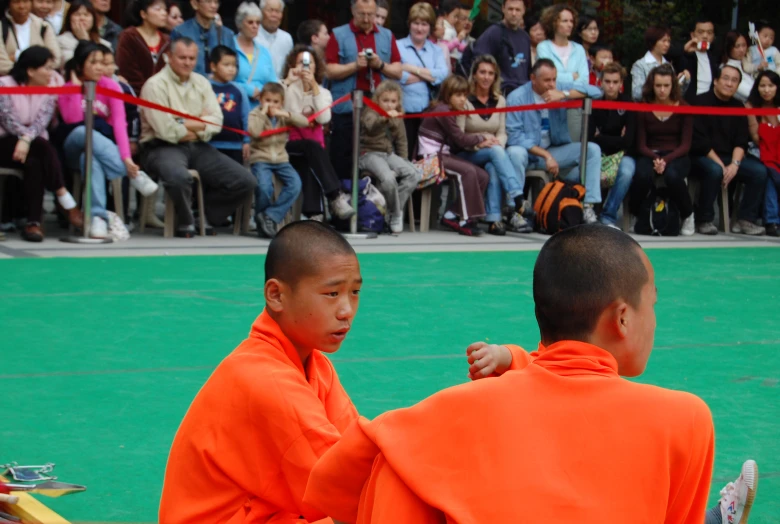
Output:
[139, 36, 256, 238]
[0, 0, 61, 75]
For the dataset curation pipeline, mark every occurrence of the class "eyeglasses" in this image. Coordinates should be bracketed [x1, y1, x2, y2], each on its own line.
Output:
[355, 12, 375, 19]
[199, 0, 219, 5]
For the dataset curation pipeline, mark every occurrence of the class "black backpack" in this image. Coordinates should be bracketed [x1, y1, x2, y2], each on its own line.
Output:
[634, 187, 681, 236]
[532, 180, 585, 234]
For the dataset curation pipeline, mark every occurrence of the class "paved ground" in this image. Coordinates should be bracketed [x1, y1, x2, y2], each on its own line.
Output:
[2, 222, 780, 258]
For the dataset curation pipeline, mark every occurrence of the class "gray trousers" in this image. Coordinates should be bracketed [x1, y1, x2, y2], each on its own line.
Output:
[358, 152, 421, 218]
[141, 141, 256, 227]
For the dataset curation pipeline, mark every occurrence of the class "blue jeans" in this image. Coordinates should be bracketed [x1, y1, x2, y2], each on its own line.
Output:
[457, 145, 524, 222]
[600, 155, 636, 225]
[513, 142, 602, 204]
[251, 161, 301, 224]
[766, 167, 780, 225]
[63, 126, 126, 220]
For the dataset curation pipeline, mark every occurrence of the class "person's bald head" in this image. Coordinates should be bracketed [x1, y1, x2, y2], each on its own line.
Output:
[533, 225, 655, 374]
[265, 221, 357, 286]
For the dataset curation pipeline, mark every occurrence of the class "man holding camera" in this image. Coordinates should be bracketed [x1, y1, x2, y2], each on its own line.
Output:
[679, 15, 720, 104]
[325, 0, 403, 177]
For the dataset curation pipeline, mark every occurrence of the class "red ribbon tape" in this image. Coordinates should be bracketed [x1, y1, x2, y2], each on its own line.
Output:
[363, 97, 582, 119]
[4, 84, 780, 131]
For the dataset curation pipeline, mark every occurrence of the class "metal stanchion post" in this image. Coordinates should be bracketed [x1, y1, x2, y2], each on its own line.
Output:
[343, 90, 377, 240]
[578, 97, 592, 186]
[62, 80, 112, 244]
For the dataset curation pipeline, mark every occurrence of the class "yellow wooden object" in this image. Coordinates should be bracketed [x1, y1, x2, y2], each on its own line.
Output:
[0, 475, 71, 524]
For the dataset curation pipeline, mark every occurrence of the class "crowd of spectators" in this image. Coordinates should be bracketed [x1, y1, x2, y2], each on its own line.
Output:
[0, 0, 779, 241]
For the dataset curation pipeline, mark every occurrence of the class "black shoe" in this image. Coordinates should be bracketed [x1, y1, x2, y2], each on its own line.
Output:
[175, 225, 196, 238]
[767, 224, 780, 237]
[257, 212, 277, 238]
[488, 221, 506, 236]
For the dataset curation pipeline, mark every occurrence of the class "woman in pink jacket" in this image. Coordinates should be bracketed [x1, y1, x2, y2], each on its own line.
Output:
[0, 46, 82, 242]
[58, 40, 141, 239]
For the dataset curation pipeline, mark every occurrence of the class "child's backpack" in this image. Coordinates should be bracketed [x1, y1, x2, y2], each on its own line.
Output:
[333, 177, 386, 233]
[533, 180, 586, 234]
[634, 187, 681, 236]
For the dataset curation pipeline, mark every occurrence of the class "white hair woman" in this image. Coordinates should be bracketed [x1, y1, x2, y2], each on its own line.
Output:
[233, 1, 277, 106]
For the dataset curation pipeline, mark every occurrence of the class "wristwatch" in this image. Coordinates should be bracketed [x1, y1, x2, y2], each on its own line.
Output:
[734, 160, 742, 166]
[562, 90, 571, 99]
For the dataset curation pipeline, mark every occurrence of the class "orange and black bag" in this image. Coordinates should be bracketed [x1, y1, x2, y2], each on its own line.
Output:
[533, 180, 586, 234]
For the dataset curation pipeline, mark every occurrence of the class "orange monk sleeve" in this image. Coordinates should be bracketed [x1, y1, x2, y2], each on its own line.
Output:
[235, 370, 351, 521]
[356, 454, 445, 524]
[665, 396, 715, 523]
[305, 416, 383, 524]
[503, 344, 534, 371]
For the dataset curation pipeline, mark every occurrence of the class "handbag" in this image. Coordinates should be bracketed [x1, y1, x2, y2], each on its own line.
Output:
[600, 151, 624, 188]
[413, 154, 446, 189]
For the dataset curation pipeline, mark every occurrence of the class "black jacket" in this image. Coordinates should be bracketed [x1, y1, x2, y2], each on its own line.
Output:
[681, 48, 720, 105]
[588, 93, 636, 156]
[690, 90, 750, 157]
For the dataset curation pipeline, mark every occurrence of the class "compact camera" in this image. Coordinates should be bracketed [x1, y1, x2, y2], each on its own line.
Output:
[302, 51, 311, 70]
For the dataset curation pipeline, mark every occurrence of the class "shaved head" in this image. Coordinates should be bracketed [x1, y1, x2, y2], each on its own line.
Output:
[533, 225, 649, 344]
[265, 221, 357, 285]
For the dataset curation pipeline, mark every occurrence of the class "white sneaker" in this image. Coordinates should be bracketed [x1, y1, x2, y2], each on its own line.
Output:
[681, 213, 695, 236]
[583, 205, 598, 224]
[90, 216, 108, 239]
[330, 193, 356, 220]
[129, 170, 159, 197]
[719, 459, 758, 524]
[389, 213, 403, 234]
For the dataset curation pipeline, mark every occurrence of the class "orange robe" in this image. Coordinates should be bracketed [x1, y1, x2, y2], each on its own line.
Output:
[159, 310, 358, 524]
[305, 341, 715, 524]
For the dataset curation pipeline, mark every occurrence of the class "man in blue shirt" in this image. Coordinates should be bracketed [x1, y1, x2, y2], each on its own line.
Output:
[171, 0, 236, 75]
[506, 58, 601, 223]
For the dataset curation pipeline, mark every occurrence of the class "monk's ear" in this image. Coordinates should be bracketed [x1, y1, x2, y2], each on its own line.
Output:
[264, 279, 285, 313]
[614, 301, 630, 339]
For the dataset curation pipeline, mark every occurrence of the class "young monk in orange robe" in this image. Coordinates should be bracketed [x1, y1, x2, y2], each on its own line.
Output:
[304, 225, 759, 524]
[159, 221, 364, 524]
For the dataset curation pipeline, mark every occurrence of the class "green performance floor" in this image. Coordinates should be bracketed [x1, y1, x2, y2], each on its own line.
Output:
[1, 248, 778, 523]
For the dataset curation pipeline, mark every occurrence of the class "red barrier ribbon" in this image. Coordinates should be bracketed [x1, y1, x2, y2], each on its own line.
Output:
[95, 86, 351, 139]
[592, 99, 780, 116]
[5, 83, 780, 126]
[363, 97, 582, 119]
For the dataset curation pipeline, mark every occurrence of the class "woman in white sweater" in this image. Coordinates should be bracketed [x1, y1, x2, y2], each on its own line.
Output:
[721, 30, 754, 103]
[457, 55, 529, 235]
[280, 45, 354, 221]
[56, 0, 110, 68]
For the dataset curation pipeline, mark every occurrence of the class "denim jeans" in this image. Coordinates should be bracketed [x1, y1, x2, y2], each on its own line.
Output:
[600, 155, 636, 225]
[766, 166, 780, 225]
[458, 145, 524, 222]
[63, 126, 126, 220]
[513, 142, 603, 204]
[251, 161, 302, 224]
